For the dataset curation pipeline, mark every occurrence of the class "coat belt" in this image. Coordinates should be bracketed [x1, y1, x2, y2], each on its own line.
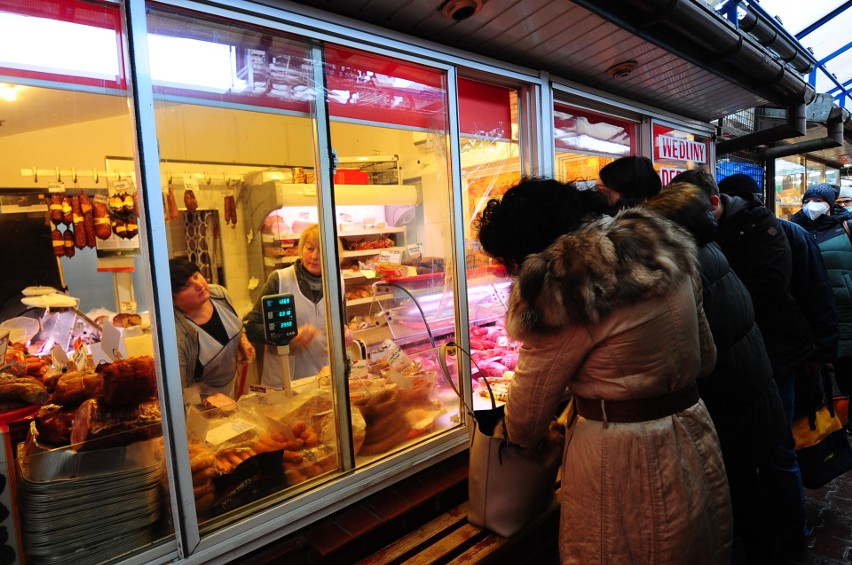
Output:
[574, 382, 699, 423]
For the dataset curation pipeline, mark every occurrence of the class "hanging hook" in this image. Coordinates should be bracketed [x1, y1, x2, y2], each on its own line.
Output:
[55, 167, 61, 183]
[204, 171, 211, 185]
[72, 167, 78, 184]
[93, 168, 99, 184]
[167, 170, 173, 185]
[33, 166, 38, 183]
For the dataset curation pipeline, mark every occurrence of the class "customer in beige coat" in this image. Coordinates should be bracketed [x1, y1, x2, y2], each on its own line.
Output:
[476, 178, 732, 564]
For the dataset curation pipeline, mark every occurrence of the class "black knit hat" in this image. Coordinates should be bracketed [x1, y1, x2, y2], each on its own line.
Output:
[599, 156, 662, 204]
[802, 183, 837, 206]
[718, 174, 762, 201]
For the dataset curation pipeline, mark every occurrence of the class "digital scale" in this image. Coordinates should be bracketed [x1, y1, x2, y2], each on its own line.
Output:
[261, 293, 298, 390]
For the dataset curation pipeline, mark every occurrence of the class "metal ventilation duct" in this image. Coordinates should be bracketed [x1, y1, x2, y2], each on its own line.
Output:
[737, 6, 817, 75]
[760, 107, 850, 159]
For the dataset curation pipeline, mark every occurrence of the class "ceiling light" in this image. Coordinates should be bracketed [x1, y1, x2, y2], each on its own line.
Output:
[0, 83, 18, 102]
[440, 0, 483, 22]
[605, 60, 638, 79]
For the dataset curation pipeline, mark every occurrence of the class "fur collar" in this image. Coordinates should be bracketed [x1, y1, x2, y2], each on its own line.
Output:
[506, 207, 697, 340]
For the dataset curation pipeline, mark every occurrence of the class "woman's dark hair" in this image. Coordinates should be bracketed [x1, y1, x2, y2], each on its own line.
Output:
[474, 178, 607, 276]
[169, 258, 200, 293]
[599, 156, 661, 207]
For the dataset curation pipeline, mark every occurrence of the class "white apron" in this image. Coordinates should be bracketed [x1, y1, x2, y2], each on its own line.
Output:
[194, 298, 243, 397]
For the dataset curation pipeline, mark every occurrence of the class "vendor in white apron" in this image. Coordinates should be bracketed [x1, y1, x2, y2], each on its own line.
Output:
[171, 258, 255, 397]
[245, 224, 330, 389]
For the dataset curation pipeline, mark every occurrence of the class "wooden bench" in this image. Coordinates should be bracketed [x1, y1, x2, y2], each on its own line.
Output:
[357, 498, 560, 565]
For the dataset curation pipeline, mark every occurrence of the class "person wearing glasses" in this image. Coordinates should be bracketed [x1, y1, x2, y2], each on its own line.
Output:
[834, 185, 852, 212]
[170, 258, 256, 397]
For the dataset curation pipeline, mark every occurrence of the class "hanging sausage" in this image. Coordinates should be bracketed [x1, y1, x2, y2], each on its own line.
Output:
[51, 228, 65, 257]
[71, 195, 86, 249]
[79, 193, 96, 248]
[92, 195, 112, 240]
[184, 189, 198, 212]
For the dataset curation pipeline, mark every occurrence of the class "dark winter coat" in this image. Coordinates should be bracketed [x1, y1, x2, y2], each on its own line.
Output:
[715, 194, 815, 368]
[779, 219, 838, 363]
[789, 210, 852, 359]
[643, 184, 788, 464]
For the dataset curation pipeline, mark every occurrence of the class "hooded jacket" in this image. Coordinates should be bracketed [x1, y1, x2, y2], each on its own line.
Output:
[504, 207, 731, 564]
[716, 194, 815, 368]
[789, 209, 852, 358]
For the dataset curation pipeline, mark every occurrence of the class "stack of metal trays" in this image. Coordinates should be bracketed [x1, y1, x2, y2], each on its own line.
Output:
[18, 432, 164, 565]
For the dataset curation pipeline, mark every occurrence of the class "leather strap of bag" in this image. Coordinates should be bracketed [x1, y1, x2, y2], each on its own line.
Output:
[574, 382, 699, 423]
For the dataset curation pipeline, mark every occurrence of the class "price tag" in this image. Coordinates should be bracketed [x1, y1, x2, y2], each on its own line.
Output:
[205, 418, 256, 447]
[0, 332, 8, 371]
[406, 243, 422, 259]
[72, 342, 89, 371]
[379, 249, 402, 264]
[351, 359, 369, 379]
[47, 182, 66, 193]
[183, 175, 199, 191]
[113, 180, 132, 192]
[51, 343, 69, 370]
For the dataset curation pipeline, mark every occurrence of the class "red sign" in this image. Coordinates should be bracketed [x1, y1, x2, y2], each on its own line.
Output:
[655, 135, 707, 164]
[659, 167, 686, 185]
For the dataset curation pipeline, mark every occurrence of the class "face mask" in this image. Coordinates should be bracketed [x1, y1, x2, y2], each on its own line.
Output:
[803, 201, 830, 221]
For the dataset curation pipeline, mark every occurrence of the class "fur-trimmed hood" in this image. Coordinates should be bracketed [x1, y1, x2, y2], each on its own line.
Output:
[506, 207, 697, 340]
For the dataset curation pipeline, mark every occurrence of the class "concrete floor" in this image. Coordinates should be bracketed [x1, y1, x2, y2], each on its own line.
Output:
[804, 468, 852, 564]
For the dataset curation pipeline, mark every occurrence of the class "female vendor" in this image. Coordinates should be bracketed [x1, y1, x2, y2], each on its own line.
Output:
[170, 258, 255, 397]
[244, 224, 330, 388]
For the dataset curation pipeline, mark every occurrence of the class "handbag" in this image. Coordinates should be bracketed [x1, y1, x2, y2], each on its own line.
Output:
[792, 366, 852, 489]
[438, 342, 565, 537]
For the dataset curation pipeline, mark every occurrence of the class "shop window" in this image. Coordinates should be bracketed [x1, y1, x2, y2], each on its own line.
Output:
[775, 155, 805, 219]
[0, 1, 172, 563]
[553, 103, 637, 186]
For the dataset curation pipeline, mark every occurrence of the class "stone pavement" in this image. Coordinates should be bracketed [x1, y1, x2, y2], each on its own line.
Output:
[804, 468, 852, 564]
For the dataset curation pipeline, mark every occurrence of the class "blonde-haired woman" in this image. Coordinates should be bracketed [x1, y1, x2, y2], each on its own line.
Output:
[245, 224, 329, 387]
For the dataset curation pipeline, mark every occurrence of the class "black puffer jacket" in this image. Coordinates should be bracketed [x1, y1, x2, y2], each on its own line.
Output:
[643, 185, 774, 404]
[716, 194, 815, 368]
[643, 184, 787, 463]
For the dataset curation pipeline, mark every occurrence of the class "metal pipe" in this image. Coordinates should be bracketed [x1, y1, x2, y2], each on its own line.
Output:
[717, 101, 807, 154]
[738, 7, 815, 74]
[571, 0, 815, 107]
[760, 107, 849, 159]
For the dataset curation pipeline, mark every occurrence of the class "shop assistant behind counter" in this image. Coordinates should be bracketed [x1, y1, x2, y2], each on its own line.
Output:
[170, 258, 255, 397]
[244, 224, 331, 387]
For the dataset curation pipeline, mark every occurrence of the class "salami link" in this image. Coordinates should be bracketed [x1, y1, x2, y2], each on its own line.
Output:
[63, 229, 75, 258]
[79, 194, 96, 248]
[166, 186, 179, 220]
[61, 196, 73, 226]
[51, 229, 65, 257]
[71, 195, 86, 248]
[184, 189, 198, 212]
[49, 195, 64, 225]
[93, 199, 112, 240]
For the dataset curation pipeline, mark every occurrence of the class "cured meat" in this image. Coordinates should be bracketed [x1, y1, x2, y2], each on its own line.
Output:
[224, 193, 237, 228]
[71, 195, 86, 248]
[51, 228, 65, 256]
[184, 189, 198, 212]
[124, 214, 138, 238]
[49, 195, 64, 225]
[34, 404, 75, 445]
[0, 374, 48, 404]
[93, 197, 111, 239]
[97, 355, 157, 407]
[70, 398, 161, 450]
[63, 229, 75, 258]
[79, 193, 96, 247]
[51, 370, 103, 406]
[166, 186, 179, 220]
[61, 195, 73, 225]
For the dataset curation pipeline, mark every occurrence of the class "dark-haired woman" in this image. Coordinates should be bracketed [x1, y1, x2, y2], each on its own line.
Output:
[595, 155, 662, 213]
[476, 178, 731, 564]
[170, 258, 255, 397]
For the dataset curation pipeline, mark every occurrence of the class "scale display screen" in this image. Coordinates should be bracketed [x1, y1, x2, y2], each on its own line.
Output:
[261, 293, 298, 345]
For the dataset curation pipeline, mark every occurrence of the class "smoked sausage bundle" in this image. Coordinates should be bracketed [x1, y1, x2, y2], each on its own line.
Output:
[184, 189, 198, 212]
[79, 193, 96, 248]
[92, 196, 112, 240]
[224, 192, 237, 228]
[71, 195, 86, 249]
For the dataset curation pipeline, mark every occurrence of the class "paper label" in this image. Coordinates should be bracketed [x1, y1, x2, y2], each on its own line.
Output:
[51, 343, 69, 370]
[0, 332, 8, 371]
[100, 320, 126, 360]
[351, 359, 369, 379]
[386, 368, 411, 390]
[379, 249, 402, 264]
[186, 407, 209, 440]
[71, 343, 88, 371]
[47, 182, 66, 193]
[183, 175, 199, 191]
[205, 418, 256, 447]
[406, 243, 422, 259]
